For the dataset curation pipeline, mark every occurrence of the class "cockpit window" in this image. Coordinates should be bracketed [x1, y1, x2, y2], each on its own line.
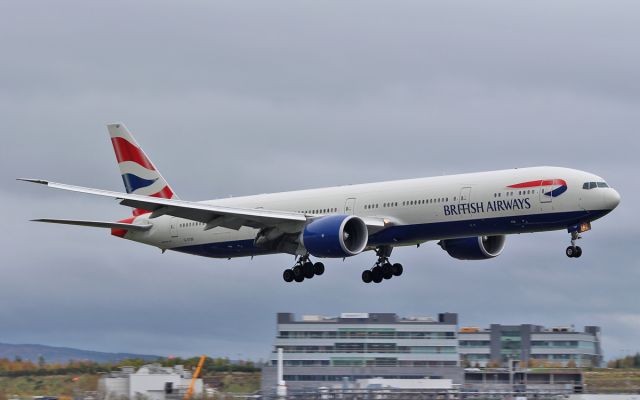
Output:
[583, 181, 609, 189]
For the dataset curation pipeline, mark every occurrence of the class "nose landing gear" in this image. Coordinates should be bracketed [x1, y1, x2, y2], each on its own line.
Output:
[566, 231, 583, 258]
[283, 255, 325, 283]
[362, 246, 403, 284]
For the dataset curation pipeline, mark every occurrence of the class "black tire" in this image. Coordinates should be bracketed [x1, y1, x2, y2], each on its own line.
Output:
[293, 265, 303, 277]
[382, 263, 393, 280]
[372, 266, 383, 283]
[392, 263, 403, 276]
[575, 246, 583, 258]
[566, 246, 575, 258]
[303, 262, 315, 279]
[313, 262, 325, 276]
[294, 274, 304, 283]
[283, 269, 294, 282]
[361, 270, 373, 283]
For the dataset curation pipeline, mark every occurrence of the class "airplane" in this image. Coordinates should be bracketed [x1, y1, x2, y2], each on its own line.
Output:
[19, 124, 621, 284]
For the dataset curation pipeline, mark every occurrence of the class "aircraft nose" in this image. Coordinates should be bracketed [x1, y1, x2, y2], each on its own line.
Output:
[603, 189, 621, 210]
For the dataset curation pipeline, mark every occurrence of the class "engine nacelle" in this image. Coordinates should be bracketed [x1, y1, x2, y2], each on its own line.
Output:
[302, 215, 368, 258]
[439, 235, 506, 260]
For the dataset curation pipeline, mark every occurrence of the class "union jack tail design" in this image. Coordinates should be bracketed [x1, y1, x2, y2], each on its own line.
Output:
[107, 123, 178, 216]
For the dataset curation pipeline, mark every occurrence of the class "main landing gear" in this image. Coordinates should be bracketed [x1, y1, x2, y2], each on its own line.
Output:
[282, 255, 325, 283]
[566, 231, 583, 258]
[362, 247, 403, 284]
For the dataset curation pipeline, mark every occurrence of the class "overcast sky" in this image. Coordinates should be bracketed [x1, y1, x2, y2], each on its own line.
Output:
[1, 0, 639, 361]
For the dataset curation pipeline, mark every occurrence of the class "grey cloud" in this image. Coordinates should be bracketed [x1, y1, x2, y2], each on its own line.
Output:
[1, 0, 639, 359]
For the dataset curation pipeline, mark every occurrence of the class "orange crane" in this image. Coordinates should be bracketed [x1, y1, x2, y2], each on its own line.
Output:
[183, 355, 206, 400]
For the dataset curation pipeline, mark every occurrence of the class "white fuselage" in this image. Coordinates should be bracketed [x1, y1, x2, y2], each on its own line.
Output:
[122, 166, 620, 258]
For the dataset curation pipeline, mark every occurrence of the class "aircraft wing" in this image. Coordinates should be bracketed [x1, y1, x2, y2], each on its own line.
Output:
[19, 179, 308, 231]
[19, 179, 389, 233]
[32, 218, 152, 231]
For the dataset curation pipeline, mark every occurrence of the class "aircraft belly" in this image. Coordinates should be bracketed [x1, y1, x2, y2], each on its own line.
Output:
[169, 209, 610, 258]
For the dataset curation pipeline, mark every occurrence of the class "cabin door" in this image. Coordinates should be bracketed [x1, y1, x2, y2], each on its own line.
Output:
[540, 184, 552, 203]
[344, 198, 356, 215]
[459, 187, 472, 203]
[170, 217, 179, 238]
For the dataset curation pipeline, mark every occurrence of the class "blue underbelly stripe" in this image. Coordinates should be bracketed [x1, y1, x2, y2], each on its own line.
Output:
[171, 209, 610, 259]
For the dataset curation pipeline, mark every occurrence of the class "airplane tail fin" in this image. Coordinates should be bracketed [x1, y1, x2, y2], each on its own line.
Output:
[107, 123, 178, 216]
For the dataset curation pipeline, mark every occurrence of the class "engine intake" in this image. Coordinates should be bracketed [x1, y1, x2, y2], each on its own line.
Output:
[439, 235, 506, 260]
[302, 215, 368, 258]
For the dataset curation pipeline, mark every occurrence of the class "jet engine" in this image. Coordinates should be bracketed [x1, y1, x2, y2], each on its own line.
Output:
[301, 215, 368, 258]
[439, 235, 506, 260]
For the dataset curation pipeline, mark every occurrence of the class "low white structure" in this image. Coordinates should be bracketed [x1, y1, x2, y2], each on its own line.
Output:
[99, 364, 203, 400]
[356, 378, 454, 390]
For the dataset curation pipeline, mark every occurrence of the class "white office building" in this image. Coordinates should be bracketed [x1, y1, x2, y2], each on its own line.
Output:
[98, 364, 203, 400]
[261, 312, 462, 392]
[458, 324, 602, 368]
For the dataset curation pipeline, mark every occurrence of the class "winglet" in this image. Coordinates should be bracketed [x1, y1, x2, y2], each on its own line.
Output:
[17, 178, 49, 185]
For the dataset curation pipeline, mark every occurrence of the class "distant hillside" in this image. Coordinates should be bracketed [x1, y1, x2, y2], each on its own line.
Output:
[0, 342, 160, 363]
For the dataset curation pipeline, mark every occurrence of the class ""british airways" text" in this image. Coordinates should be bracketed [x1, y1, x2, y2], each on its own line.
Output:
[443, 198, 531, 216]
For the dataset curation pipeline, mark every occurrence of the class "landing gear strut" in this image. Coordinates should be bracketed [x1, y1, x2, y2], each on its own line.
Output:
[362, 246, 403, 284]
[566, 231, 583, 258]
[283, 255, 324, 283]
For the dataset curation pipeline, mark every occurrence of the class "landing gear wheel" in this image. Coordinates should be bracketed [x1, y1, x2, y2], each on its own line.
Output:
[294, 275, 304, 283]
[392, 263, 403, 276]
[362, 270, 373, 283]
[313, 262, 325, 276]
[566, 230, 584, 259]
[372, 266, 383, 283]
[283, 269, 294, 282]
[382, 263, 393, 280]
[302, 262, 314, 279]
[293, 265, 303, 277]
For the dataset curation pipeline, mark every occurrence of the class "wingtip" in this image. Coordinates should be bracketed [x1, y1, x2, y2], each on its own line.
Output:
[17, 178, 49, 185]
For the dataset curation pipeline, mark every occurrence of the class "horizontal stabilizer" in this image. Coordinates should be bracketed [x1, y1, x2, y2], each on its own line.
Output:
[32, 218, 152, 231]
